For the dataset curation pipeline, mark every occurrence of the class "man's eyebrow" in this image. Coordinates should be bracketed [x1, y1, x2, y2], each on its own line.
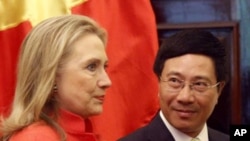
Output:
[192, 76, 213, 83]
[164, 72, 213, 82]
[165, 71, 182, 77]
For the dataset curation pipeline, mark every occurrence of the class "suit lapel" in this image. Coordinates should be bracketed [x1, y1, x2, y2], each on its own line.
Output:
[146, 114, 175, 141]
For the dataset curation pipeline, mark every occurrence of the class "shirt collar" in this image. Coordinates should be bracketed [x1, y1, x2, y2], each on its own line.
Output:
[57, 108, 93, 133]
[159, 110, 208, 141]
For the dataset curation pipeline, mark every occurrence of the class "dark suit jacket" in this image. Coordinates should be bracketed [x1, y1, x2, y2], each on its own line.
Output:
[118, 114, 229, 141]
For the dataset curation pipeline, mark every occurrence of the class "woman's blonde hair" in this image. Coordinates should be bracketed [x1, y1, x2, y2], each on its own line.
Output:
[0, 14, 107, 141]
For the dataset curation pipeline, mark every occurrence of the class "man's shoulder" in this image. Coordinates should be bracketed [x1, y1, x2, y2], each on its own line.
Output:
[208, 127, 230, 141]
[118, 114, 173, 141]
[118, 125, 149, 141]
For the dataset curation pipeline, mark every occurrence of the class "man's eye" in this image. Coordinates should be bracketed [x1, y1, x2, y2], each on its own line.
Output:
[167, 78, 182, 87]
[87, 63, 97, 71]
[169, 78, 181, 83]
[194, 82, 209, 87]
[193, 82, 209, 90]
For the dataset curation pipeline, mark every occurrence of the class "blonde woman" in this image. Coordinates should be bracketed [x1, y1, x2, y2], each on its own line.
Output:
[0, 15, 112, 141]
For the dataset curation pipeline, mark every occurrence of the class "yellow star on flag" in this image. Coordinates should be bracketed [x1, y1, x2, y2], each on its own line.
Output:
[0, 0, 87, 30]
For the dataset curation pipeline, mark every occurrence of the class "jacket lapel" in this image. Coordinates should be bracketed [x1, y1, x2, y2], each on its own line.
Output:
[146, 114, 175, 141]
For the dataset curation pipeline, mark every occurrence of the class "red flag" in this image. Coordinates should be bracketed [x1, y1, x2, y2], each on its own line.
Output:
[0, 21, 32, 115]
[72, 1, 160, 140]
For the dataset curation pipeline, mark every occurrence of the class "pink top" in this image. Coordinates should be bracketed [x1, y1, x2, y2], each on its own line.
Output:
[9, 109, 98, 141]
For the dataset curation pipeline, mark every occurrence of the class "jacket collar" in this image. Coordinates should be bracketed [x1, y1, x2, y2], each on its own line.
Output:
[57, 109, 93, 134]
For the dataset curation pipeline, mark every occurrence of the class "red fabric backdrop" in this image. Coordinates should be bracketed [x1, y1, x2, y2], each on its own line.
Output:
[0, 0, 159, 140]
[0, 21, 32, 116]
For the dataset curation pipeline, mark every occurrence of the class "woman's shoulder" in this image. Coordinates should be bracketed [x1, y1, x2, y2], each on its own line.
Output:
[9, 121, 60, 141]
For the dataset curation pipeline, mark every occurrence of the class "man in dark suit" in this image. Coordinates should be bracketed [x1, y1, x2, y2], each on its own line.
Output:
[118, 29, 229, 141]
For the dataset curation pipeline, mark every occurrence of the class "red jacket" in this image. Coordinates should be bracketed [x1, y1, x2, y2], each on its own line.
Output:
[10, 109, 98, 141]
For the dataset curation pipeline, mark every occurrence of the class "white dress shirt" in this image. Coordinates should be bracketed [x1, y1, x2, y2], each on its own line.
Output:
[159, 110, 208, 141]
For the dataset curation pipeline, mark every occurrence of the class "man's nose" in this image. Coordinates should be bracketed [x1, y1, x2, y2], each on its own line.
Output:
[176, 84, 195, 104]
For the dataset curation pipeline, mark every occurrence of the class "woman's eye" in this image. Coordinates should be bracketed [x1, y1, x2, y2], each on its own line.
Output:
[87, 63, 97, 71]
[104, 64, 109, 70]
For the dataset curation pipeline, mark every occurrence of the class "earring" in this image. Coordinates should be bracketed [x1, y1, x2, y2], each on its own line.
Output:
[54, 84, 58, 93]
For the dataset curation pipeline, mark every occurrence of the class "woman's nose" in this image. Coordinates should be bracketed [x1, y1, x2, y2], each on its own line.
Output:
[98, 70, 112, 89]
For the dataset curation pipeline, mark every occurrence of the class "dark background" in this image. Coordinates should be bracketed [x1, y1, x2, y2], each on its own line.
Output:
[151, 0, 250, 134]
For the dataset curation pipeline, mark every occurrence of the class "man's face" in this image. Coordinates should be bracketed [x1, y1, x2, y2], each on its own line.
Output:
[159, 54, 224, 137]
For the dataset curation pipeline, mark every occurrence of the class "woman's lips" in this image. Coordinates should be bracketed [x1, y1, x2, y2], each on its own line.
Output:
[95, 95, 105, 103]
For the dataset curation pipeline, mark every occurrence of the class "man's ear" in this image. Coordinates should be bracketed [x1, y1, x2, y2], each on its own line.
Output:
[218, 81, 226, 95]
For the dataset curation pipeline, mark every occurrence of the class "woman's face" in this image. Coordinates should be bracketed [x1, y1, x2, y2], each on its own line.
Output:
[56, 34, 112, 118]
